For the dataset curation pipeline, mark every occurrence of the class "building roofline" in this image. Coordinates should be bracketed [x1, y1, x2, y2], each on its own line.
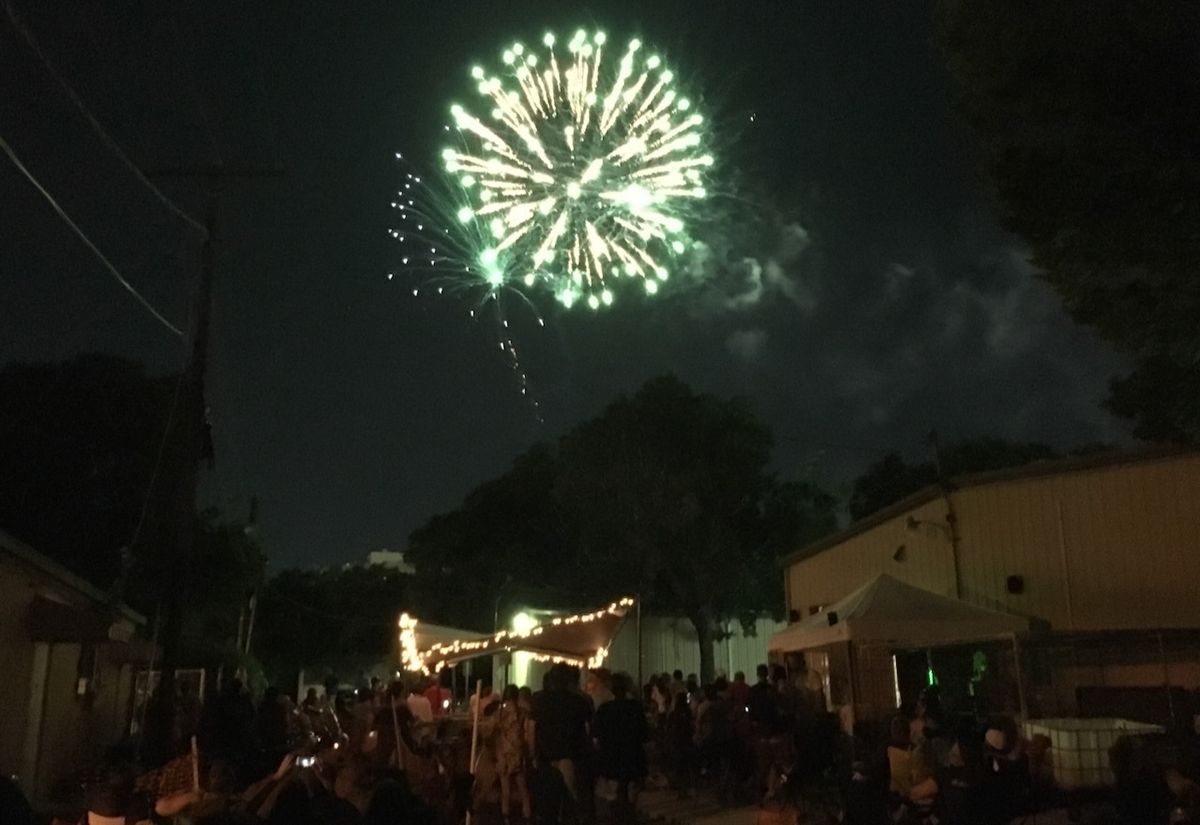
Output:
[781, 444, 1199, 569]
[0, 527, 146, 625]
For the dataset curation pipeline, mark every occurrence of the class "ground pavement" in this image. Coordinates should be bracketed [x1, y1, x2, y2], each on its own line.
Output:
[634, 787, 1117, 825]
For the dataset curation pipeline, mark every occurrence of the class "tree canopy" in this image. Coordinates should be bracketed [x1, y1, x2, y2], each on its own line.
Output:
[255, 563, 411, 687]
[0, 354, 177, 587]
[405, 375, 837, 681]
[847, 436, 1113, 521]
[0, 355, 265, 676]
[936, 2, 1200, 441]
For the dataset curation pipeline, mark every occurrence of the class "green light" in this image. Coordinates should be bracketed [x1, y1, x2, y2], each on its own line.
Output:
[511, 611, 537, 633]
[436, 27, 711, 311]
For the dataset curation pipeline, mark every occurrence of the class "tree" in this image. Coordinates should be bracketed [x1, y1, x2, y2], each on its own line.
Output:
[406, 443, 569, 631]
[406, 375, 838, 682]
[935, 2, 1200, 441]
[0, 354, 177, 588]
[255, 563, 412, 687]
[849, 437, 1060, 520]
[848, 453, 936, 522]
[0, 355, 267, 680]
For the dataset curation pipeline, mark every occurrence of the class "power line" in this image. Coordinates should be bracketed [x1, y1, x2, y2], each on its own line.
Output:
[0, 131, 185, 337]
[3, 0, 208, 238]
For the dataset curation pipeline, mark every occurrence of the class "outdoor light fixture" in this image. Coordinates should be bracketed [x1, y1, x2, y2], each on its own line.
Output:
[906, 515, 951, 536]
[511, 611, 538, 634]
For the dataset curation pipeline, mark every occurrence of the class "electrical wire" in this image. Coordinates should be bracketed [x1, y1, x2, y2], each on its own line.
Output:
[3, 0, 208, 237]
[0, 131, 185, 337]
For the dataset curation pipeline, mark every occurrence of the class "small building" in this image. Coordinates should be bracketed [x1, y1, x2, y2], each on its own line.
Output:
[365, 549, 416, 574]
[0, 528, 153, 807]
[775, 447, 1200, 726]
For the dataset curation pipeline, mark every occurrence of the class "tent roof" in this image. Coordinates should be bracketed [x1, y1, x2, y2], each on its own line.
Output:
[410, 598, 635, 672]
[769, 574, 1027, 652]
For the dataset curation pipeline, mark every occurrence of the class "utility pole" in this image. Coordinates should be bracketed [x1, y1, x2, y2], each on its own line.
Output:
[143, 164, 280, 763]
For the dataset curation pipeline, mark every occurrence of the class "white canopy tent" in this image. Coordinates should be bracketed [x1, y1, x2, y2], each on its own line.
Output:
[769, 574, 1029, 652]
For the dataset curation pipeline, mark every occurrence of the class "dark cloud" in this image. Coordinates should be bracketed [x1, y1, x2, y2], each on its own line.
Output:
[1, 0, 1130, 566]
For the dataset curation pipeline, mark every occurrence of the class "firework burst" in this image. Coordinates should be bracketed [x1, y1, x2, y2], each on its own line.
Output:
[440, 28, 712, 310]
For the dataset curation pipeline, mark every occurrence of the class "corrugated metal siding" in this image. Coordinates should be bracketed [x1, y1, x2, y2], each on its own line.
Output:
[787, 497, 958, 620]
[786, 452, 1200, 633]
[604, 616, 786, 680]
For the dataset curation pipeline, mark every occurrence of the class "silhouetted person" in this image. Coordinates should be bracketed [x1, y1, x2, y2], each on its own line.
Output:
[593, 673, 649, 822]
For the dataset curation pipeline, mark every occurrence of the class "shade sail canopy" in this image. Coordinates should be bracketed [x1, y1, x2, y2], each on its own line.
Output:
[405, 598, 635, 672]
[769, 574, 1028, 653]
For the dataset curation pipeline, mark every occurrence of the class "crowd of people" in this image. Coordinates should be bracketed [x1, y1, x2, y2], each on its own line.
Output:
[5, 662, 1200, 825]
[642, 664, 1200, 824]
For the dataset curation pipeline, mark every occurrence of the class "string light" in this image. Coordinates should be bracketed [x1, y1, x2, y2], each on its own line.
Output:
[397, 597, 635, 673]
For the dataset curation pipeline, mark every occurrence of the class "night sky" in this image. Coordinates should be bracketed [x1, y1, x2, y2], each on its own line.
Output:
[1, 1, 1128, 570]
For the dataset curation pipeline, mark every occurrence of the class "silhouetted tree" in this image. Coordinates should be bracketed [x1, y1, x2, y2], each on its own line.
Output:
[936, 1, 1200, 441]
[849, 437, 1061, 520]
[405, 375, 838, 681]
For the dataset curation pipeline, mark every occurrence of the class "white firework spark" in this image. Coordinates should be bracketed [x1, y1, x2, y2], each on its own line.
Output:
[443, 29, 712, 310]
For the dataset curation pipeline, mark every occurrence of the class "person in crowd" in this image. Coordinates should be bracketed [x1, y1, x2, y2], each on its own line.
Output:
[407, 679, 434, 724]
[585, 668, 615, 712]
[770, 666, 797, 733]
[650, 675, 672, 721]
[200, 678, 258, 768]
[593, 673, 649, 820]
[257, 686, 290, 766]
[79, 761, 154, 825]
[686, 674, 700, 704]
[367, 682, 408, 770]
[930, 717, 987, 825]
[493, 684, 533, 823]
[0, 775, 33, 825]
[532, 663, 593, 804]
[1104, 733, 1171, 825]
[747, 664, 778, 735]
[363, 775, 436, 825]
[470, 682, 499, 718]
[978, 716, 1032, 820]
[348, 687, 376, 750]
[423, 675, 451, 718]
[695, 682, 737, 799]
[729, 671, 751, 711]
[670, 671, 687, 703]
[666, 689, 696, 795]
[885, 715, 912, 799]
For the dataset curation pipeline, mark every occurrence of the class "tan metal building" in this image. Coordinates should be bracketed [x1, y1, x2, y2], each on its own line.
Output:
[778, 447, 1200, 724]
[0, 528, 152, 807]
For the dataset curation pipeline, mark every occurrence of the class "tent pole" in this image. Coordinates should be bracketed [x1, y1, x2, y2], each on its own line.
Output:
[636, 595, 643, 692]
[1010, 632, 1028, 720]
[466, 678, 482, 825]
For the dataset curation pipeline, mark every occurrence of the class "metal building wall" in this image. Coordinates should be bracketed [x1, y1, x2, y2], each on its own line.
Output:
[785, 451, 1200, 635]
[604, 615, 786, 682]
